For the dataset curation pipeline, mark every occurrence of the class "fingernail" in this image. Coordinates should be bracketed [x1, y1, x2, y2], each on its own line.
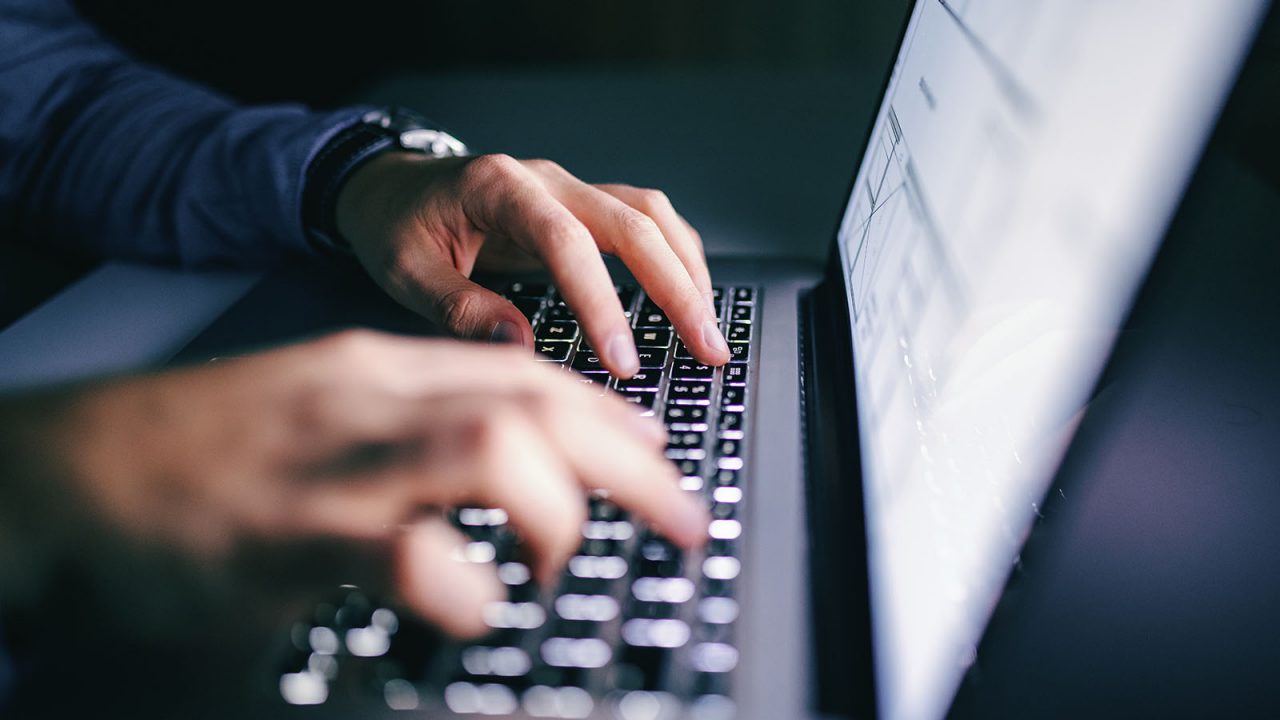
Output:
[605, 332, 640, 377]
[490, 320, 522, 346]
[701, 318, 730, 357]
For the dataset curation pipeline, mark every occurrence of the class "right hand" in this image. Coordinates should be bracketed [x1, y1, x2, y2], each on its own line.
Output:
[0, 330, 707, 643]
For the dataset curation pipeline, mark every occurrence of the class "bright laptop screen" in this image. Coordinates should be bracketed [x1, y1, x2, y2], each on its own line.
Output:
[837, 2, 1267, 718]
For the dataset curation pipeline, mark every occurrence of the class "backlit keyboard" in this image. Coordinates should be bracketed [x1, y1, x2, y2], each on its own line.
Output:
[278, 283, 758, 718]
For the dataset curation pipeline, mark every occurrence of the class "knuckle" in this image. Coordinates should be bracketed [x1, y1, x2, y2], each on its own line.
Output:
[323, 328, 382, 360]
[437, 287, 482, 335]
[635, 188, 671, 212]
[525, 157, 563, 175]
[618, 207, 661, 240]
[466, 153, 520, 182]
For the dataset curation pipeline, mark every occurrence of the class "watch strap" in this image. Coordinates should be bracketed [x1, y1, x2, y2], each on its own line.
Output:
[302, 120, 398, 253]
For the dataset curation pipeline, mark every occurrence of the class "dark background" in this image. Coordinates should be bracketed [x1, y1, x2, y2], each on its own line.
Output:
[70, 0, 910, 106]
[2, 0, 909, 331]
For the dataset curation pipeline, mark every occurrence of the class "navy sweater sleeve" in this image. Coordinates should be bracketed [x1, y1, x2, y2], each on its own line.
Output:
[0, 0, 370, 267]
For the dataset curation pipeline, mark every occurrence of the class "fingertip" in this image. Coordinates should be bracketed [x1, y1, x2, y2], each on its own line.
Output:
[490, 317, 532, 349]
[699, 319, 731, 366]
[604, 331, 640, 378]
[396, 519, 506, 639]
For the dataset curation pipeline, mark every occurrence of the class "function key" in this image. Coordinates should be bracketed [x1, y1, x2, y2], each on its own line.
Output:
[536, 342, 573, 363]
[731, 287, 755, 305]
[634, 329, 673, 348]
[725, 323, 751, 344]
[535, 321, 579, 343]
[729, 305, 753, 324]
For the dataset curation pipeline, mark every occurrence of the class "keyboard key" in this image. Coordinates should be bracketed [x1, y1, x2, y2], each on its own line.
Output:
[713, 469, 739, 486]
[726, 323, 751, 343]
[619, 391, 658, 413]
[576, 373, 608, 392]
[633, 328, 673, 348]
[730, 305, 753, 323]
[541, 638, 612, 669]
[631, 577, 694, 604]
[555, 594, 620, 622]
[713, 287, 725, 305]
[634, 310, 671, 329]
[668, 382, 713, 404]
[691, 643, 739, 673]
[673, 342, 695, 359]
[732, 287, 755, 305]
[717, 439, 741, 458]
[728, 343, 749, 361]
[536, 342, 573, 362]
[536, 321, 579, 342]
[674, 458, 703, 478]
[718, 410, 744, 434]
[670, 360, 714, 380]
[723, 363, 748, 386]
[665, 404, 709, 430]
[621, 619, 690, 649]
[616, 370, 663, 391]
[666, 431, 704, 450]
[571, 352, 605, 372]
[720, 386, 746, 411]
[635, 348, 669, 369]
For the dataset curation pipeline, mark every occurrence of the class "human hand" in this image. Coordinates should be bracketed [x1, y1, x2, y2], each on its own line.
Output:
[0, 331, 707, 643]
[334, 152, 731, 377]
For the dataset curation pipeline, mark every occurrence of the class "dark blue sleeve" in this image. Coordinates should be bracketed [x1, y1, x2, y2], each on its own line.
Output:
[0, 0, 370, 267]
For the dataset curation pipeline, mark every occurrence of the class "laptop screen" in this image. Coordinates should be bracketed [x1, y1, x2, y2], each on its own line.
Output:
[836, 2, 1267, 718]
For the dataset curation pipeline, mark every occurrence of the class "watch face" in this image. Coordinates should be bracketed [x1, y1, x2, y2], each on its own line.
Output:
[399, 128, 468, 157]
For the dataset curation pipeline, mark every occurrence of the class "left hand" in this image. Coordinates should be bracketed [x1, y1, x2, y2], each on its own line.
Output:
[334, 152, 731, 378]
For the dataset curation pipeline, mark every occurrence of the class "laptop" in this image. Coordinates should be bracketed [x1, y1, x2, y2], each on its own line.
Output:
[160, 1, 1272, 718]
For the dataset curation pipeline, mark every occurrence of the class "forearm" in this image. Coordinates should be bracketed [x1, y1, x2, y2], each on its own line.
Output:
[0, 0, 366, 267]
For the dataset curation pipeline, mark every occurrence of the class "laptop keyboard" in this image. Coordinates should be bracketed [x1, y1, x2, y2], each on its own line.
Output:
[279, 282, 758, 718]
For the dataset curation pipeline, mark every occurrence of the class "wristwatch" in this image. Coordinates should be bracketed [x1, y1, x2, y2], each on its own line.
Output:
[303, 108, 469, 252]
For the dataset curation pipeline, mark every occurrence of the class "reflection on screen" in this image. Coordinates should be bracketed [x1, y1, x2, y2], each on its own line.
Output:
[837, 2, 1265, 718]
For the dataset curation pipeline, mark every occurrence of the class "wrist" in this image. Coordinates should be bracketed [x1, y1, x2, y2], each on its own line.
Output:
[303, 108, 468, 253]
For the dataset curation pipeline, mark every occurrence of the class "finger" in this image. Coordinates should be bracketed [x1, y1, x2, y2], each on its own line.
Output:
[455, 404, 588, 584]
[395, 515, 506, 638]
[528, 392, 708, 549]
[535, 173, 729, 366]
[377, 260, 534, 347]
[465, 158, 641, 377]
[597, 183, 715, 314]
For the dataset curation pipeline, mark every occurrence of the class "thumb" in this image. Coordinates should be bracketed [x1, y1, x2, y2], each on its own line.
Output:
[389, 262, 532, 347]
